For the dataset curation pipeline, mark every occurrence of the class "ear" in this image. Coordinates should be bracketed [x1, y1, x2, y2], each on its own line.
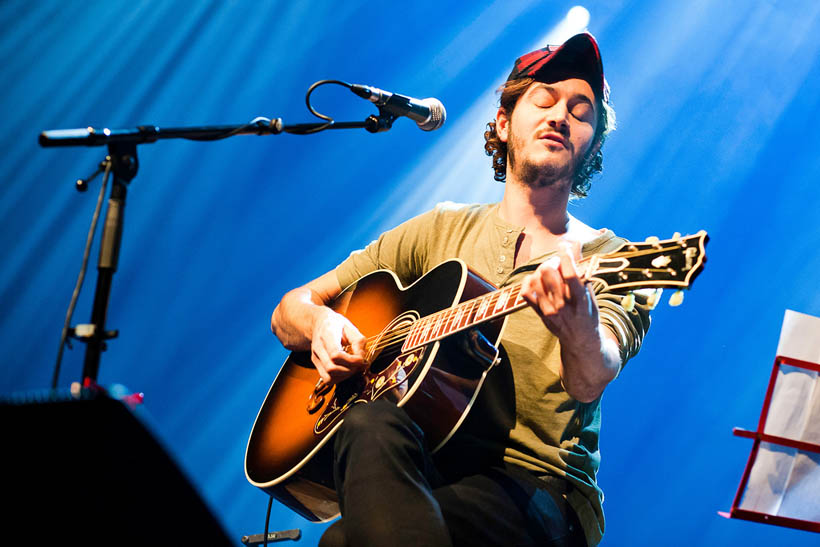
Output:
[495, 107, 510, 143]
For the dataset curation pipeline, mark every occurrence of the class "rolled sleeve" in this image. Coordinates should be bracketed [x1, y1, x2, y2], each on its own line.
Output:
[594, 287, 651, 367]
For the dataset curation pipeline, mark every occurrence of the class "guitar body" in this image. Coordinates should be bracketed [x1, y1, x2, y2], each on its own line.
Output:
[244, 259, 504, 521]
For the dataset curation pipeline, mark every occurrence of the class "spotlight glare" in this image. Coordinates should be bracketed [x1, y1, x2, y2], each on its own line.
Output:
[567, 6, 590, 30]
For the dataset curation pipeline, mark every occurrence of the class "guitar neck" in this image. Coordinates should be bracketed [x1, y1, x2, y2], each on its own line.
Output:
[392, 231, 708, 354]
[402, 279, 529, 352]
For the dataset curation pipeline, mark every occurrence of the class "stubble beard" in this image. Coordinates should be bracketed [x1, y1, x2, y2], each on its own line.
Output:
[507, 129, 578, 190]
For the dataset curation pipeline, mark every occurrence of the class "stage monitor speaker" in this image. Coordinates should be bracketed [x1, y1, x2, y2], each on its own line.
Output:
[2, 392, 235, 545]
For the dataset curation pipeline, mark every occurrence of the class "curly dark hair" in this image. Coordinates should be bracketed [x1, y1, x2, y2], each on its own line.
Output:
[483, 77, 616, 199]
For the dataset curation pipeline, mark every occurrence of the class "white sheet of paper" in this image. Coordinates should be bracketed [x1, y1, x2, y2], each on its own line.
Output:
[778, 451, 820, 520]
[739, 310, 820, 517]
[775, 309, 820, 364]
[740, 442, 795, 514]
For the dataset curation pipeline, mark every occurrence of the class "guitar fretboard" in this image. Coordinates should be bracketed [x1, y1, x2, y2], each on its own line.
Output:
[401, 281, 530, 352]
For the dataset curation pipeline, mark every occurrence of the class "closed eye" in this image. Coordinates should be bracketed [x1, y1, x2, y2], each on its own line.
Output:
[570, 101, 595, 123]
[530, 87, 557, 109]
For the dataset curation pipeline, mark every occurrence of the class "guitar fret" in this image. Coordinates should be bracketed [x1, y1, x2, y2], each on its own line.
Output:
[420, 317, 433, 344]
[507, 286, 521, 310]
[489, 293, 500, 316]
[442, 307, 457, 336]
[424, 310, 448, 344]
[407, 320, 420, 349]
[463, 300, 477, 327]
[431, 312, 446, 339]
[452, 305, 465, 332]
[416, 319, 426, 344]
[444, 306, 458, 336]
[476, 295, 490, 321]
[410, 320, 421, 347]
[486, 295, 498, 318]
[421, 316, 435, 345]
[435, 310, 448, 339]
[494, 287, 510, 313]
[464, 301, 476, 327]
[407, 320, 422, 349]
[513, 284, 527, 306]
[462, 302, 473, 328]
[484, 294, 496, 318]
[435, 308, 455, 341]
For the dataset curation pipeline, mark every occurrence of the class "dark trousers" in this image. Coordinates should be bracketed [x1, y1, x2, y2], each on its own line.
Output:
[319, 400, 587, 547]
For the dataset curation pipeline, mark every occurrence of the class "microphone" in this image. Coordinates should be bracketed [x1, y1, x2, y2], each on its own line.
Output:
[349, 84, 446, 131]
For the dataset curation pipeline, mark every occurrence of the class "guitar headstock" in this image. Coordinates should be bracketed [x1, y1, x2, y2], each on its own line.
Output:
[584, 231, 709, 294]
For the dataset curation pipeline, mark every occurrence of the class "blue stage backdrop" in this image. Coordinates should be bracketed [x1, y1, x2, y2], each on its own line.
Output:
[2, 1, 819, 545]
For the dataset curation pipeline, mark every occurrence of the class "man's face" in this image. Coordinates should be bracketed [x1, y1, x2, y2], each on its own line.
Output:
[497, 78, 599, 189]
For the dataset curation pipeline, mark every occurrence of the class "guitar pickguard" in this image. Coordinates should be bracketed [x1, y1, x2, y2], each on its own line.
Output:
[313, 348, 426, 435]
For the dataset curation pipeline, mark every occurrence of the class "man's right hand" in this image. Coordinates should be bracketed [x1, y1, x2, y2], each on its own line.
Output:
[310, 308, 368, 385]
[271, 270, 368, 384]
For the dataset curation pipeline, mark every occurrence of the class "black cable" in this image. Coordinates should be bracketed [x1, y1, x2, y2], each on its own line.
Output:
[52, 158, 113, 389]
[182, 79, 352, 141]
[263, 495, 273, 547]
[283, 79, 351, 135]
[181, 117, 278, 142]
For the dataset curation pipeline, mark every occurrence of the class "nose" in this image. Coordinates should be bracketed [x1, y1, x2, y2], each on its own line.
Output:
[546, 102, 569, 134]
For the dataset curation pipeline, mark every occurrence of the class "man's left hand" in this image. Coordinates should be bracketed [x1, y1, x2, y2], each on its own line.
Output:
[521, 240, 621, 402]
[520, 240, 599, 348]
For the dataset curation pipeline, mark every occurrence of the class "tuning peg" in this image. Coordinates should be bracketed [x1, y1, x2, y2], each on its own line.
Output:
[672, 232, 681, 240]
[621, 292, 636, 312]
[669, 290, 684, 307]
[647, 289, 663, 310]
[645, 236, 659, 244]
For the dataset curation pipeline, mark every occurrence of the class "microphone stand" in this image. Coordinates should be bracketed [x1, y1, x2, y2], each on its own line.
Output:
[42, 112, 397, 389]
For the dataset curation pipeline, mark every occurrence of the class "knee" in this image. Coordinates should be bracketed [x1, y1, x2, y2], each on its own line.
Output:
[340, 400, 417, 437]
[335, 400, 424, 453]
[318, 520, 347, 547]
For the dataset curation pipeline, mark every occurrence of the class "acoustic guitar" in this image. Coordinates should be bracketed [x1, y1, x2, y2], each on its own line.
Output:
[245, 232, 708, 521]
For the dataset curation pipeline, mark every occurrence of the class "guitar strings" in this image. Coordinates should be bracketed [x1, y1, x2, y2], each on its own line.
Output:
[359, 283, 528, 356]
[357, 287, 520, 356]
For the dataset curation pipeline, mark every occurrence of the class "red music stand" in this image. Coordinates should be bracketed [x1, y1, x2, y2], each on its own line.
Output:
[720, 310, 820, 533]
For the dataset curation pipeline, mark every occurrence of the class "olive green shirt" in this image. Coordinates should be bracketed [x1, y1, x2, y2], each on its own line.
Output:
[335, 202, 650, 546]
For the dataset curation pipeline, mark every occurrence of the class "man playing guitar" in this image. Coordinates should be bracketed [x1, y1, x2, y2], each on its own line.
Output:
[270, 33, 650, 547]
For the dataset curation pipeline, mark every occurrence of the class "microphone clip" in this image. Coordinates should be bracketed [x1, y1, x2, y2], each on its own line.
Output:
[364, 112, 396, 133]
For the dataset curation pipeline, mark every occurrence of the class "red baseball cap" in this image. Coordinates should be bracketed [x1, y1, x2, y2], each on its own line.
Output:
[506, 33, 609, 104]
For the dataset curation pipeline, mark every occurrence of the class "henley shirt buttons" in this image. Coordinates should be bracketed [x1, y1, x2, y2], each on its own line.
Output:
[499, 255, 506, 263]
[502, 236, 510, 245]
[496, 266, 504, 274]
